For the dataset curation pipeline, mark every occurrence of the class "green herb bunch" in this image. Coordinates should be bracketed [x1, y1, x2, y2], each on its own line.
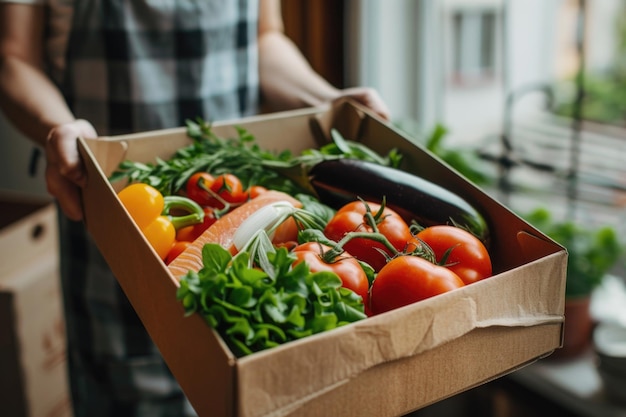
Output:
[110, 119, 402, 198]
[110, 121, 303, 196]
[176, 243, 366, 357]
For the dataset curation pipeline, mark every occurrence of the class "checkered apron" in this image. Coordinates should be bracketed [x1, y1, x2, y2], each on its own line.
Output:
[57, 1, 259, 416]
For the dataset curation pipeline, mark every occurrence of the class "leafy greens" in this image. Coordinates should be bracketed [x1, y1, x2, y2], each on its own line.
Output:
[176, 242, 367, 357]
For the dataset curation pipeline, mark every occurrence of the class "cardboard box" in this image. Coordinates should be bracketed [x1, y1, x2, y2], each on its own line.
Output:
[78, 100, 567, 417]
[0, 193, 73, 417]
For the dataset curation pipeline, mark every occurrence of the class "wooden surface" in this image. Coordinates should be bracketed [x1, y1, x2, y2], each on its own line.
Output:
[281, 0, 345, 88]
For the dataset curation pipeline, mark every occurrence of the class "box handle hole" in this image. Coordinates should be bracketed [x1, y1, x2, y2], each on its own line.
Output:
[31, 223, 46, 240]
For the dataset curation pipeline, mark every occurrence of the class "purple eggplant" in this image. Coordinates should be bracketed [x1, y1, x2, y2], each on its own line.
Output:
[308, 159, 488, 241]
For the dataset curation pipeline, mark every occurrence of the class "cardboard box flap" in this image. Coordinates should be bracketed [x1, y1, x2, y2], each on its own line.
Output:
[517, 229, 566, 264]
[90, 129, 191, 191]
[311, 99, 369, 145]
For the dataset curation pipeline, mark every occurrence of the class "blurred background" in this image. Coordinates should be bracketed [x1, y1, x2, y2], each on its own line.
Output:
[2, 0, 625, 416]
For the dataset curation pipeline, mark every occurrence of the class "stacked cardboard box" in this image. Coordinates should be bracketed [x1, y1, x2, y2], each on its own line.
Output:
[0, 194, 73, 417]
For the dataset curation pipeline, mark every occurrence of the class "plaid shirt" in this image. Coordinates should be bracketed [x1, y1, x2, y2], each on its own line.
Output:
[62, 0, 259, 135]
[57, 1, 259, 416]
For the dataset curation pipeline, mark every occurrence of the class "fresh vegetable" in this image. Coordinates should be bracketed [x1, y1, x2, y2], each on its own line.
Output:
[185, 172, 215, 206]
[186, 171, 249, 210]
[141, 215, 176, 260]
[413, 225, 492, 285]
[369, 255, 465, 315]
[206, 173, 249, 209]
[309, 129, 403, 167]
[117, 182, 164, 230]
[296, 228, 378, 283]
[308, 158, 489, 243]
[176, 206, 217, 242]
[292, 242, 370, 306]
[248, 185, 268, 199]
[323, 200, 413, 272]
[231, 201, 301, 252]
[165, 241, 191, 265]
[117, 183, 205, 260]
[176, 243, 366, 356]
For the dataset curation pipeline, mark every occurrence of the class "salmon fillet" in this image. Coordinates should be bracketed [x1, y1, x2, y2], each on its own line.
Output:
[168, 190, 301, 280]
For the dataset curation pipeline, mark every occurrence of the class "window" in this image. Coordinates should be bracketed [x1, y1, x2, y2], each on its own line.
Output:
[451, 8, 498, 85]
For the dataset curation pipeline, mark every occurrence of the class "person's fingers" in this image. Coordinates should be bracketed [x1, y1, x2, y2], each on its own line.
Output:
[46, 120, 97, 185]
[45, 162, 84, 221]
[44, 120, 97, 221]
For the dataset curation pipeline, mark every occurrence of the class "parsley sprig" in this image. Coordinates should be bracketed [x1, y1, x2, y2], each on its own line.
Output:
[176, 242, 366, 357]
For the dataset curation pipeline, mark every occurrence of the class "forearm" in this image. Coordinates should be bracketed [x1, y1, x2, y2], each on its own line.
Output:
[0, 55, 74, 146]
[258, 30, 341, 112]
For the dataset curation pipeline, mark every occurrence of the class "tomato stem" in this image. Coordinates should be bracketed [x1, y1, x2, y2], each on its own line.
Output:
[357, 197, 382, 234]
[406, 237, 438, 264]
[196, 176, 232, 217]
[324, 231, 399, 263]
[359, 197, 395, 234]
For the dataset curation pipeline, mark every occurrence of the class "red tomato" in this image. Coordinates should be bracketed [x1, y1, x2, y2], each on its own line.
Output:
[185, 172, 215, 206]
[292, 242, 370, 307]
[176, 206, 217, 242]
[370, 255, 465, 315]
[165, 241, 191, 265]
[248, 185, 268, 199]
[324, 200, 412, 272]
[415, 225, 492, 285]
[208, 173, 249, 209]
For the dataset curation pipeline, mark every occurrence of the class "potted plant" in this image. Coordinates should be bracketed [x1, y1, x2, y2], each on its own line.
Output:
[524, 207, 624, 358]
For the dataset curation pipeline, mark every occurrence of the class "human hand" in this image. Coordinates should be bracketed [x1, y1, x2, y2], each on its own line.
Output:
[333, 87, 391, 121]
[45, 119, 97, 221]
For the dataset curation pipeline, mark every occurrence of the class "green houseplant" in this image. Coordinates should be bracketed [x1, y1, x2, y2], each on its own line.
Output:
[524, 207, 624, 358]
[524, 208, 623, 298]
